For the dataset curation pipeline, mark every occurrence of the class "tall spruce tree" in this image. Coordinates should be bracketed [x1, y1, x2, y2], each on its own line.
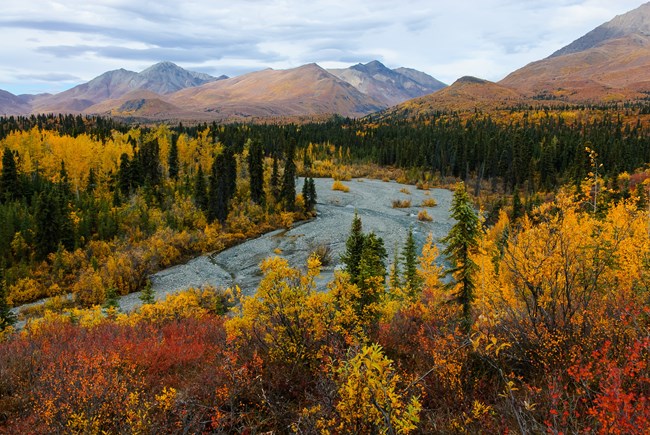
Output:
[207, 154, 229, 223]
[281, 139, 297, 210]
[402, 228, 422, 297]
[248, 140, 265, 205]
[357, 232, 387, 292]
[302, 177, 317, 212]
[442, 182, 480, 332]
[341, 212, 365, 285]
[168, 134, 179, 180]
[270, 154, 280, 201]
[194, 165, 208, 213]
[1, 148, 20, 202]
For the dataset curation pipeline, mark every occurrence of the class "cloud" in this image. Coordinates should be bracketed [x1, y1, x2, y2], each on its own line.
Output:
[0, 0, 646, 93]
[15, 72, 81, 82]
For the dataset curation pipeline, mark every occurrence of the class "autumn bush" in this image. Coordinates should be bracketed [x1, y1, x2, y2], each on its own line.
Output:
[392, 198, 411, 208]
[420, 197, 437, 207]
[332, 180, 350, 192]
[417, 210, 433, 221]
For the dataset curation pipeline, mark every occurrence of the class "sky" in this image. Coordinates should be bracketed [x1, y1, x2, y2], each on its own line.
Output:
[0, 0, 646, 95]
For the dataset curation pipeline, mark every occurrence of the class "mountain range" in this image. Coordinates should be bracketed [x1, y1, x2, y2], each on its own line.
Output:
[3, 2, 650, 120]
[0, 60, 445, 120]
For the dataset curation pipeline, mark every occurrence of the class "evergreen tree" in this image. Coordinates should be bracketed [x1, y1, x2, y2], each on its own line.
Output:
[35, 188, 62, 259]
[270, 155, 280, 201]
[1, 148, 20, 202]
[0, 268, 16, 330]
[104, 286, 120, 310]
[87, 167, 97, 193]
[358, 232, 387, 291]
[139, 279, 155, 305]
[58, 160, 70, 199]
[389, 244, 401, 291]
[168, 134, 179, 180]
[248, 139, 265, 205]
[194, 165, 208, 213]
[402, 228, 421, 297]
[281, 140, 297, 210]
[512, 189, 523, 221]
[207, 154, 229, 223]
[442, 182, 480, 332]
[341, 212, 365, 285]
[118, 153, 132, 195]
[302, 177, 317, 212]
[223, 146, 237, 202]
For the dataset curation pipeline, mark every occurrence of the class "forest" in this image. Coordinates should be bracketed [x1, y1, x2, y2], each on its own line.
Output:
[1, 108, 650, 433]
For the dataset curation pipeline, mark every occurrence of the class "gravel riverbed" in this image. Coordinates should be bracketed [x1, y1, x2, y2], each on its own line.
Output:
[15, 178, 454, 317]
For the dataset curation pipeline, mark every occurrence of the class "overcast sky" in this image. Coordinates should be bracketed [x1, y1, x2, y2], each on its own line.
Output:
[0, 0, 645, 95]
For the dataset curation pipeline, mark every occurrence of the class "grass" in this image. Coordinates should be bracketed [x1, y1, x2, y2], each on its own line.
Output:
[399, 187, 411, 195]
[418, 210, 433, 221]
[310, 244, 333, 266]
[392, 199, 412, 208]
[420, 198, 437, 207]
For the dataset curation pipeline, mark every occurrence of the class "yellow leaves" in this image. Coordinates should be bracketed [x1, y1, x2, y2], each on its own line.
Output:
[330, 343, 421, 434]
[155, 386, 177, 413]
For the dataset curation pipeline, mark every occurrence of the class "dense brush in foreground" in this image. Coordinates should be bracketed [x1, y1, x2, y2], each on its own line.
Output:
[1, 185, 649, 433]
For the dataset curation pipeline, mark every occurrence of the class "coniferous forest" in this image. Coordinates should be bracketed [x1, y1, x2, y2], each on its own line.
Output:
[1, 107, 650, 433]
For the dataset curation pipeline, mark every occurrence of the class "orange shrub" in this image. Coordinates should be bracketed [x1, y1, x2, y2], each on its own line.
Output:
[332, 180, 350, 192]
[418, 210, 433, 221]
[392, 199, 411, 208]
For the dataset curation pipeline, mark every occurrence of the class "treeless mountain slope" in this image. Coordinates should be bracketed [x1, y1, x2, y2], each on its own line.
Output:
[169, 63, 385, 118]
[501, 3, 650, 101]
[0, 90, 31, 115]
[378, 76, 525, 119]
[31, 62, 221, 114]
[328, 60, 445, 106]
[83, 90, 183, 118]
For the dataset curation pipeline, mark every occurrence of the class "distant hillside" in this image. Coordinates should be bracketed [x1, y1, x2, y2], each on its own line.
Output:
[168, 63, 385, 119]
[375, 76, 525, 120]
[0, 90, 31, 115]
[328, 60, 445, 106]
[31, 62, 222, 114]
[501, 2, 650, 101]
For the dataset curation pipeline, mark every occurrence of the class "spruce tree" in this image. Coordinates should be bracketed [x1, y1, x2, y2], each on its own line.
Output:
[1, 148, 20, 202]
[302, 177, 317, 212]
[442, 182, 480, 332]
[512, 189, 523, 221]
[104, 287, 120, 310]
[270, 155, 280, 201]
[118, 153, 132, 195]
[207, 154, 229, 223]
[139, 279, 155, 305]
[0, 268, 16, 330]
[168, 134, 179, 180]
[280, 140, 297, 211]
[194, 165, 208, 213]
[248, 140, 265, 205]
[402, 228, 421, 297]
[389, 244, 401, 291]
[341, 212, 365, 285]
[357, 232, 387, 292]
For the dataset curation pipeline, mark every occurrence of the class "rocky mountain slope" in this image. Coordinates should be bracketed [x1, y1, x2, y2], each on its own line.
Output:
[167, 63, 385, 119]
[500, 2, 650, 101]
[328, 60, 446, 106]
[30, 62, 223, 114]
